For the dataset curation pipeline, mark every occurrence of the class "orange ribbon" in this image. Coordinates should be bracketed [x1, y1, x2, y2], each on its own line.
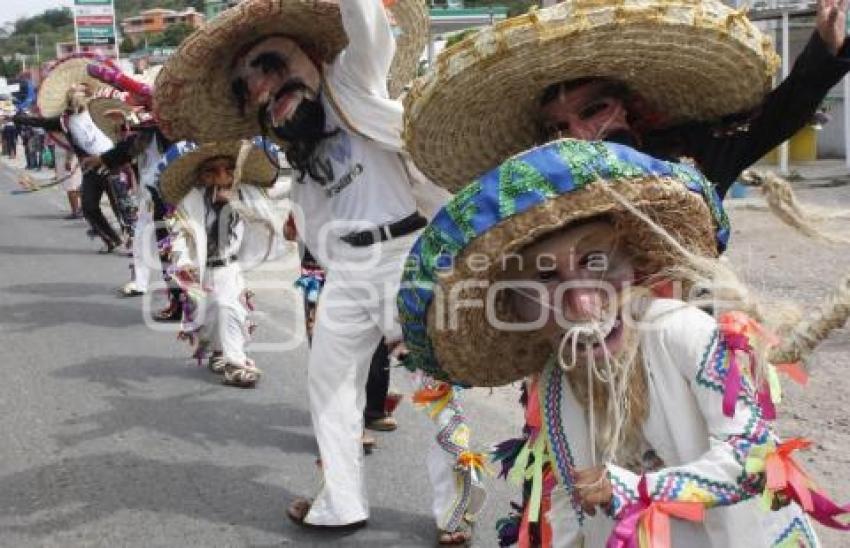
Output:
[718, 311, 779, 346]
[412, 383, 451, 405]
[765, 438, 814, 511]
[608, 476, 705, 548]
[641, 501, 706, 548]
[412, 383, 453, 418]
[775, 362, 809, 386]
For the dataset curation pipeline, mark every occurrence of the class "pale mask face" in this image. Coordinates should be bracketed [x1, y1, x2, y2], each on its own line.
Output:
[540, 80, 633, 143]
[507, 219, 636, 358]
[197, 156, 236, 203]
[230, 36, 322, 127]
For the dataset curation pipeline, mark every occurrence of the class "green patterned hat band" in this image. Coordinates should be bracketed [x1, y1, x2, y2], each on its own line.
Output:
[398, 138, 729, 385]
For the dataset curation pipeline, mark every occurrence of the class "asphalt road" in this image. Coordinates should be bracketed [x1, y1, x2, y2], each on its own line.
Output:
[0, 162, 520, 547]
[0, 158, 848, 547]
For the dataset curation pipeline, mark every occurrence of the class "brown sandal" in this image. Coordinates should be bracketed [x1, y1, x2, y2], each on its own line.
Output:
[221, 363, 261, 388]
[286, 498, 367, 530]
[207, 354, 226, 375]
[437, 519, 474, 546]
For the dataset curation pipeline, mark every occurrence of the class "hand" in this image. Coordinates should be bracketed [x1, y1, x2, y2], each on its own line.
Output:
[574, 466, 613, 516]
[174, 268, 198, 286]
[81, 155, 103, 172]
[817, 0, 849, 55]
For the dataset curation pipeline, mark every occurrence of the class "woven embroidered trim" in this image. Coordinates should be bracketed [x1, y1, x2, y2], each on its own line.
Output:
[443, 468, 473, 533]
[773, 515, 818, 547]
[695, 329, 757, 402]
[650, 468, 749, 507]
[608, 471, 639, 519]
[540, 360, 585, 524]
[437, 410, 469, 458]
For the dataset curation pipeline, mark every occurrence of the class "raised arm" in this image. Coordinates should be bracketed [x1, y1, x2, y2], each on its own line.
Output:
[333, 0, 396, 93]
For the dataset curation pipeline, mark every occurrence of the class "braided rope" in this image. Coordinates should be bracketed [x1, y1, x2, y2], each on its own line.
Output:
[740, 170, 850, 244]
[770, 274, 850, 365]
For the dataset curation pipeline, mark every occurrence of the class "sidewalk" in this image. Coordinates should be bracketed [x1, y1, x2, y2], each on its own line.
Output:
[0, 143, 55, 182]
[754, 158, 850, 182]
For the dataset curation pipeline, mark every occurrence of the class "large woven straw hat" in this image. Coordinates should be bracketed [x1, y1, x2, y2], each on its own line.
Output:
[398, 139, 730, 387]
[88, 97, 133, 143]
[37, 56, 117, 117]
[404, 0, 780, 191]
[156, 138, 280, 205]
[154, 0, 428, 141]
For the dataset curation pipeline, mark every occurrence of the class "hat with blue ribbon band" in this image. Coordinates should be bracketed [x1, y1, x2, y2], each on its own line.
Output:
[156, 137, 280, 205]
[398, 139, 729, 386]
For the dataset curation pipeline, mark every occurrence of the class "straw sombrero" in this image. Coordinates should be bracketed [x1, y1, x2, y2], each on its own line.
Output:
[404, 0, 780, 191]
[156, 138, 280, 205]
[154, 0, 428, 141]
[88, 97, 133, 143]
[37, 56, 118, 117]
[398, 139, 730, 387]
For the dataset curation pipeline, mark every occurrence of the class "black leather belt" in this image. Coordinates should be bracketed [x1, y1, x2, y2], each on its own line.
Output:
[207, 254, 238, 268]
[341, 213, 427, 247]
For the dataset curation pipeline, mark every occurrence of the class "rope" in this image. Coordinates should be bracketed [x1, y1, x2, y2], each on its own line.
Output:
[770, 274, 850, 365]
[739, 170, 850, 245]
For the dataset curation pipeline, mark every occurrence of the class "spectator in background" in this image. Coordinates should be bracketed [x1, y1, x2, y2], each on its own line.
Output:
[19, 124, 34, 169]
[30, 127, 46, 170]
[2, 119, 17, 158]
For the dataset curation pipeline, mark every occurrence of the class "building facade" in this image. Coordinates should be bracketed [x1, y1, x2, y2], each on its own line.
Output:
[120, 8, 204, 45]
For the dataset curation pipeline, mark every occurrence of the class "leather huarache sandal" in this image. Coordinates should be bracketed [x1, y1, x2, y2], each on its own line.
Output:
[208, 353, 226, 374]
[222, 363, 261, 388]
[286, 498, 367, 530]
[438, 518, 475, 546]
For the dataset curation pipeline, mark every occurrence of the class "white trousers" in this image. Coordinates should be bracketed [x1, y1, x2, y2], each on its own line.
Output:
[131, 193, 160, 293]
[198, 262, 248, 366]
[304, 234, 468, 527]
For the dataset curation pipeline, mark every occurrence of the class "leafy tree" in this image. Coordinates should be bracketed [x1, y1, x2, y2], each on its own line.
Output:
[120, 36, 138, 54]
[153, 23, 194, 47]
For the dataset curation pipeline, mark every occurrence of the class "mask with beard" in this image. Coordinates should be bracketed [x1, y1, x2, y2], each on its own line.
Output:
[264, 95, 328, 144]
[258, 83, 338, 185]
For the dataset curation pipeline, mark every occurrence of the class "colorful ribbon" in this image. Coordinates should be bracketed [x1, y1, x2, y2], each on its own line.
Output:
[746, 438, 850, 529]
[607, 476, 705, 548]
[718, 312, 807, 420]
[412, 383, 453, 418]
[86, 63, 153, 106]
[457, 450, 489, 483]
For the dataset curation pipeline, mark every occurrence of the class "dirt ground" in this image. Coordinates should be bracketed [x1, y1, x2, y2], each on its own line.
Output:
[724, 177, 850, 546]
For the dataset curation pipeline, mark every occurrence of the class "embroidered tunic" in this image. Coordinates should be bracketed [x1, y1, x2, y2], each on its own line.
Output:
[500, 299, 818, 547]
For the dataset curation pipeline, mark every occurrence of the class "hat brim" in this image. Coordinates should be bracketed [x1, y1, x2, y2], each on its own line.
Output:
[159, 141, 279, 205]
[37, 57, 115, 117]
[403, 0, 780, 191]
[154, 0, 428, 142]
[399, 139, 729, 387]
[88, 97, 132, 143]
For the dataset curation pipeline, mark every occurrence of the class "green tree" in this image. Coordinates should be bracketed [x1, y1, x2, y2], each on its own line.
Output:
[0, 58, 23, 79]
[120, 35, 138, 54]
[157, 22, 195, 47]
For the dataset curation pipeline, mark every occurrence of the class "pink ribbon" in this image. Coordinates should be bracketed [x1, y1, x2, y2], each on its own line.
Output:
[86, 63, 152, 106]
[719, 313, 778, 420]
[768, 439, 850, 530]
[607, 477, 705, 548]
